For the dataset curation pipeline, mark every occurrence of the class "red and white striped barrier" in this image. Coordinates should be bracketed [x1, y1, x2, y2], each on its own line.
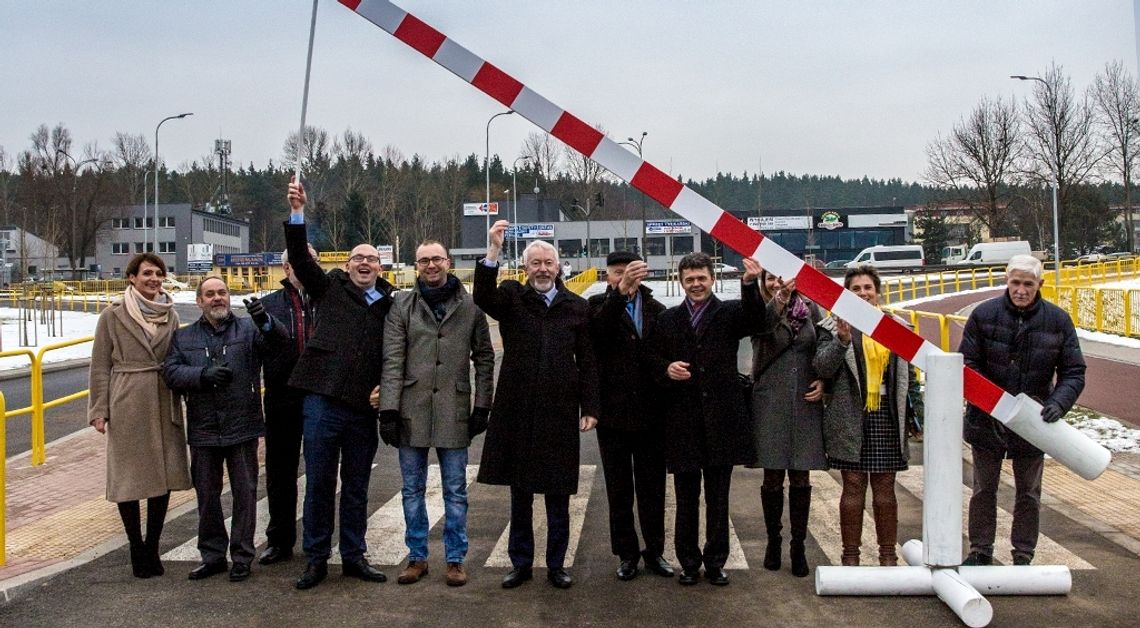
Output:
[336, 0, 1109, 480]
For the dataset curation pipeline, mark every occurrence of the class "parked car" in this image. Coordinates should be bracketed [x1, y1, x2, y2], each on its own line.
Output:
[1074, 253, 1106, 265]
[1105, 252, 1135, 261]
[846, 245, 925, 271]
[162, 277, 190, 292]
[825, 259, 851, 269]
[713, 262, 739, 273]
[948, 240, 1032, 266]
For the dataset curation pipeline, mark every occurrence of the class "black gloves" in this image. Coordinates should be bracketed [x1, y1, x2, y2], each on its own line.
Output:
[201, 364, 234, 387]
[244, 297, 269, 329]
[468, 407, 491, 439]
[1041, 401, 1065, 423]
[378, 409, 401, 447]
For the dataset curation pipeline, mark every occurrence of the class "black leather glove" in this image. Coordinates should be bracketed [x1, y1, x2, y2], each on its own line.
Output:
[378, 409, 401, 447]
[243, 297, 269, 329]
[201, 364, 234, 387]
[468, 407, 491, 439]
[1041, 401, 1065, 423]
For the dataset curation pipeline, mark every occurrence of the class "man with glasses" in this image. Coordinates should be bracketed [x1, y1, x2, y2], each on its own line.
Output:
[285, 179, 396, 590]
[473, 219, 600, 590]
[375, 240, 494, 587]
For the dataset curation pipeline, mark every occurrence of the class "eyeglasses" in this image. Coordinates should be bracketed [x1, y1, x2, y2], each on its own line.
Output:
[415, 256, 448, 266]
[349, 254, 381, 264]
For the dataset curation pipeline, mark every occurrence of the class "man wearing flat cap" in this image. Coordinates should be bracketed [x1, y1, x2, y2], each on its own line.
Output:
[587, 251, 674, 581]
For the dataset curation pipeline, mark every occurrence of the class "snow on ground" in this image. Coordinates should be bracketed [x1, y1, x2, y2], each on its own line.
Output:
[1092, 277, 1140, 290]
[1068, 412, 1140, 453]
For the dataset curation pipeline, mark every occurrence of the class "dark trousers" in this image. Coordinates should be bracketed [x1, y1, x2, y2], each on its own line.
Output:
[301, 394, 380, 564]
[673, 466, 733, 572]
[263, 387, 305, 550]
[969, 447, 1045, 560]
[190, 439, 259, 566]
[508, 487, 570, 570]
[597, 425, 666, 560]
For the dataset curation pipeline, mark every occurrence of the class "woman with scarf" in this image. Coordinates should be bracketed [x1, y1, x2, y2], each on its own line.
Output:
[747, 269, 826, 578]
[813, 265, 922, 567]
[88, 253, 191, 578]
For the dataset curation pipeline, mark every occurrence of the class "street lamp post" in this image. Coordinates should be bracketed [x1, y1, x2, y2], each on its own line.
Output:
[155, 112, 193, 259]
[618, 131, 648, 254]
[511, 155, 531, 267]
[1011, 75, 1062, 287]
[485, 110, 514, 248]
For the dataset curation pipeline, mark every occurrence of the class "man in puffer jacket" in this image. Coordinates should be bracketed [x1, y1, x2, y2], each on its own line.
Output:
[959, 255, 1086, 566]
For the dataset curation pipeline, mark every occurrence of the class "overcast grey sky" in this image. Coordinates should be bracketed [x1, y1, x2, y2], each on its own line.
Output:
[2, 1, 1136, 183]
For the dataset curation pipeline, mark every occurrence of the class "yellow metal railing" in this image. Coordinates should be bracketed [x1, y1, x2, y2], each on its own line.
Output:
[1, 391, 7, 565]
[565, 268, 598, 295]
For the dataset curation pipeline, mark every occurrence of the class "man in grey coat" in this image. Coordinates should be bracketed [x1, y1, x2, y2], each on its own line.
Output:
[376, 240, 494, 588]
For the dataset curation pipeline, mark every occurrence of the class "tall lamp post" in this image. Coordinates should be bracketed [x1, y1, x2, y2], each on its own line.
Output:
[619, 131, 648, 254]
[511, 155, 531, 267]
[155, 112, 193, 258]
[1010, 75, 1062, 287]
[485, 110, 514, 247]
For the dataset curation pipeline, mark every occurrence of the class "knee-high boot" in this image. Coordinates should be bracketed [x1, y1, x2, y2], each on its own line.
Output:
[871, 475, 898, 566]
[839, 472, 866, 566]
[145, 493, 170, 576]
[760, 487, 784, 571]
[117, 500, 150, 578]
[788, 486, 811, 577]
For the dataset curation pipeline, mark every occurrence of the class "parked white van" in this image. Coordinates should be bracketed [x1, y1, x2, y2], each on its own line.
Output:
[953, 240, 1031, 266]
[846, 245, 925, 271]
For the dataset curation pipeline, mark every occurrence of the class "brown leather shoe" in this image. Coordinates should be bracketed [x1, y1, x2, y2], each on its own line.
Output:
[446, 562, 467, 587]
[397, 560, 429, 585]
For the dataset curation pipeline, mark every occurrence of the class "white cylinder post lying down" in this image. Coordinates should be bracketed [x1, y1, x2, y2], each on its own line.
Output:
[1003, 393, 1111, 480]
[902, 540, 1072, 596]
[931, 568, 993, 628]
[923, 352, 965, 567]
[815, 566, 933, 596]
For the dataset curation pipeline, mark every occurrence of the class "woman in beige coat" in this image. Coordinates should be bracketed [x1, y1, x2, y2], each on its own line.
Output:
[88, 253, 191, 578]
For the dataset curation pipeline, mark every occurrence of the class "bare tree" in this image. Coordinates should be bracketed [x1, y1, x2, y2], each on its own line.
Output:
[1091, 60, 1140, 252]
[925, 95, 1022, 236]
[1021, 62, 1105, 254]
[521, 131, 561, 185]
[112, 132, 152, 205]
[283, 126, 337, 246]
[561, 123, 612, 219]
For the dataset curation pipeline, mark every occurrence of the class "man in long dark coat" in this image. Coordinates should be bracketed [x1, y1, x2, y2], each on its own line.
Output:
[474, 219, 600, 590]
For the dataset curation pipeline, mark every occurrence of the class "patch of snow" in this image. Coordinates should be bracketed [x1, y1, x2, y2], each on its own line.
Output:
[1076, 328, 1140, 349]
[1069, 415, 1140, 453]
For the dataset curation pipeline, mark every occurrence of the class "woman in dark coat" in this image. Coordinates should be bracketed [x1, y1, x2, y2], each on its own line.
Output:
[747, 269, 826, 577]
[814, 266, 922, 567]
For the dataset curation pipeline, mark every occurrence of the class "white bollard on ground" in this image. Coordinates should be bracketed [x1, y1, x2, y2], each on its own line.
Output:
[1003, 394, 1111, 480]
[931, 568, 993, 628]
[902, 540, 1072, 596]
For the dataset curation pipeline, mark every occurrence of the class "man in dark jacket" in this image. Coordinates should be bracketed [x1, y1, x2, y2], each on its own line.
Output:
[588, 251, 672, 581]
[255, 244, 317, 566]
[646, 252, 761, 586]
[474, 219, 600, 590]
[286, 179, 396, 590]
[960, 255, 1086, 566]
[163, 276, 272, 583]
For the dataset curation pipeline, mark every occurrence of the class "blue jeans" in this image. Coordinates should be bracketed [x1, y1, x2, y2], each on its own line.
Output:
[399, 446, 469, 564]
[301, 394, 379, 564]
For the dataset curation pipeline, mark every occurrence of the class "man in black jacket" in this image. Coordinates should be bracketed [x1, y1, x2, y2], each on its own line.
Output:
[588, 251, 672, 581]
[256, 244, 317, 566]
[164, 277, 273, 583]
[286, 180, 396, 590]
[960, 255, 1086, 566]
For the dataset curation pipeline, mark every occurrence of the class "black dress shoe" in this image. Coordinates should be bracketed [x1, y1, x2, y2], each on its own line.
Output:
[342, 557, 387, 582]
[547, 568, 573, 589]
[258, 546, 293, 565]
[678, 569, 700, 586]
[501, 566, 533, 589]
[616, 559, 639, 581]
[187, 561, 228, 581]
[229, 562, 251, 582]
[643, 554, 675, 577]
[295, 562, 328, 590]
[705, 567, 729, 586]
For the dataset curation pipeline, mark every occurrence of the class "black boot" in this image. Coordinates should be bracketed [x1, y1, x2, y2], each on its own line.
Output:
[760, 487, 784, 571]
[788, 485, 812, 578]
[118, 501, 150, 579]
[145, 493, 170, 577]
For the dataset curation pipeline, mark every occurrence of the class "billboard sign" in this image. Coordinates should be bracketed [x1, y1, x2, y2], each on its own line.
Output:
[506, 223, 555, 239]
[747, 216, 812, 231]
[187, 242, 214, 262]
[645, 220, 693, 235]
[463, 202, 500, 216]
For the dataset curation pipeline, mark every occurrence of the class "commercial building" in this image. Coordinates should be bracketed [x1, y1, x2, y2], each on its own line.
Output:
[93, 203, 249, 277]
[719, 206, 909, 267]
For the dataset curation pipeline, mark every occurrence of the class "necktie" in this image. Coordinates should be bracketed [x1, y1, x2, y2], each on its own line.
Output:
[626, 299, 641, 337]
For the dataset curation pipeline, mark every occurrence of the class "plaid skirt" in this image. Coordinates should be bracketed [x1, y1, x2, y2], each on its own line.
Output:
[828, 407, 908, 473]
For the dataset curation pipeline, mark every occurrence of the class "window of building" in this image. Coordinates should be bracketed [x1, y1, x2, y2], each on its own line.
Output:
[111, 243, 130, 255]
[134, 242, 154, 253]
[204, 218, 239, 237]
[159, 241, 176, 253]
[159, 216, 176, 228]
[589, 238, 610, 257]
[557, 239, 583, 259]
[133, 217, 144, 229]
[670, 236, 694, 255]
[110, 218, 129, 229]
[613, 237, 638, 253]
[644, 237, 666, 256]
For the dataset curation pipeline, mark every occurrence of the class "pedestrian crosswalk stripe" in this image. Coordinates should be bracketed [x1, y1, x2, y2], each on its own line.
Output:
[809, 470, 907, 567]
[662, 475, 749, 570]
[330, 464, 480, 566]
[895, 467, 1094, 570]
[484, 465, 597, 569]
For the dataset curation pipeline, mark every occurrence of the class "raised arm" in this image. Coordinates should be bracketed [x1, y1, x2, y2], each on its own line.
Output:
[284, 179, 330, 299]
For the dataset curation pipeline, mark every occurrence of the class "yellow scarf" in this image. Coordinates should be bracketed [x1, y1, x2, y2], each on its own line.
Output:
[861, 333, 890, 411]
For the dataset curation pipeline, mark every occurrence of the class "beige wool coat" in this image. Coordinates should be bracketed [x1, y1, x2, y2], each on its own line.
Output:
[88, 301, 191, 502]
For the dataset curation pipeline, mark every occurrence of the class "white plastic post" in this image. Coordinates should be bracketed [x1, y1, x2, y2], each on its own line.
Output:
[815, 566, 934, 596]
[931, 568, 994, 628]
[923, 353, 964, 567]
[1003, 394, 1111, 480]
[902, 540, 1072, 596]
